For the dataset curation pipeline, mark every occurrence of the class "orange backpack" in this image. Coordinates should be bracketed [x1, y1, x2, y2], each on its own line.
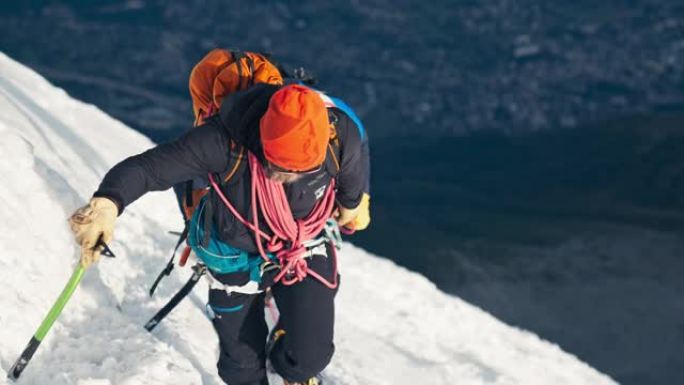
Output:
[189, 49, 284, 126]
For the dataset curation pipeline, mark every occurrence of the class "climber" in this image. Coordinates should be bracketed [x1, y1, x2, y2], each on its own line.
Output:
[68, 81, 370, 385]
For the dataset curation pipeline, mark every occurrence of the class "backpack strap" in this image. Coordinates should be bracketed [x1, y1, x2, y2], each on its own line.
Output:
[181, 126, 245, 217]
[325, 109, 341, 176]
[245, 54, 256, 87]
[184, 180, 194, 214]
[231, 50, 245, 89]
[222, 142, 245, 184]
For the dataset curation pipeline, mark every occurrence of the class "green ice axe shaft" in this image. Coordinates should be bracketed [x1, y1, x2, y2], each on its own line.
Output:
[6, 238, 114, 381]
[7, 264, 86, 381]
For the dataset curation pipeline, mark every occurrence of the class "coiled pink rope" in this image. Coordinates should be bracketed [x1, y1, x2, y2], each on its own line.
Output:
[208, 152, 338, 289]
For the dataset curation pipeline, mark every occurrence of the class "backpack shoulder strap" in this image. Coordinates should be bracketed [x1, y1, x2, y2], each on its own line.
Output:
[212, 109, 247, 186]
[322, 94, 366, 141]
[325, 109, 341, 176]
[222, 140, 245, 184]
[317, 91, 366, 177]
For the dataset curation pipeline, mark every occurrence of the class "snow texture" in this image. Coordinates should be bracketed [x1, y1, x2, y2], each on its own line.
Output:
[0, 52, 617, 385]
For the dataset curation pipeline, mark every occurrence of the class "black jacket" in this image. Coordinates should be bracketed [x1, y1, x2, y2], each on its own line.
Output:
[94, 84, 369, 253]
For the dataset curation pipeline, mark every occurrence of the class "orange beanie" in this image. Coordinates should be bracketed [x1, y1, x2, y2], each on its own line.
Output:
[260, 84, 330, 171]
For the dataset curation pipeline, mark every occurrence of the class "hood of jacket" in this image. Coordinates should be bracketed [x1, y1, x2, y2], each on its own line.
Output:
[217, 83, 281, 162]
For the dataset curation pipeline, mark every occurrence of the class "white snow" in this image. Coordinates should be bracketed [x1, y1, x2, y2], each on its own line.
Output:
[0, 52, 618, 385]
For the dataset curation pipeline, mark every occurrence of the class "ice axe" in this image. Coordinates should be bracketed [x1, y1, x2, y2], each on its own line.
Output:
[6, 239, 115, 381]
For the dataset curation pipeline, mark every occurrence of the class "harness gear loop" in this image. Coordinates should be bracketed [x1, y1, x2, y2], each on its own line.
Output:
[208, 152, 339, 289]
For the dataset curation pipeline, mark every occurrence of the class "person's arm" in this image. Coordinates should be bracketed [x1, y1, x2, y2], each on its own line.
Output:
[68, 118, 231, 267]
[334, 111, 371, 230]
[94, 118, 231, 214]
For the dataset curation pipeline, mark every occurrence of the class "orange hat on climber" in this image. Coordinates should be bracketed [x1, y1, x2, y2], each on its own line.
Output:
[260, 84, 330, 172]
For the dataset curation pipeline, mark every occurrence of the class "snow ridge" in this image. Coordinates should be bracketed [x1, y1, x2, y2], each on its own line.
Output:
[0, 52, 617, 385]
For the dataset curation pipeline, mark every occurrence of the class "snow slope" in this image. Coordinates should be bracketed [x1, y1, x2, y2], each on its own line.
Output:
[0, 52, 617, 385]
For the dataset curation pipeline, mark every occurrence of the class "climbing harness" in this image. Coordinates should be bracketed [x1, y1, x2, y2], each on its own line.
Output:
[144, 219, 343, 332]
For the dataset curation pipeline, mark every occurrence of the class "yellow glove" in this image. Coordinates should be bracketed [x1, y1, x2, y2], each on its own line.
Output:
[68, 197, 118, 268]
[350, 193, 370, 230]
[336, 193, 371, 231]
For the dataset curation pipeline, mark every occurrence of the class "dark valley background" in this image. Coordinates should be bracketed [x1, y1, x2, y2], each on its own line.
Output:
[1, 1, 683, 384]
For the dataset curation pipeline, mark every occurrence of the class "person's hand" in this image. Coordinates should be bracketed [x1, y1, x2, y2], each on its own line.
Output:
[335, 193, 370, 231]
[68, 197, 118, 268]
[350, 193, 370, 231]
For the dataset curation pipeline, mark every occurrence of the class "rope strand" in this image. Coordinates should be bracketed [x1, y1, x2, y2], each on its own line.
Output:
[208, 152, 338, 288]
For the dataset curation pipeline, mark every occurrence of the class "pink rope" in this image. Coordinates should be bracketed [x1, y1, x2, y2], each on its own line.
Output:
[208, 152, 338, 289]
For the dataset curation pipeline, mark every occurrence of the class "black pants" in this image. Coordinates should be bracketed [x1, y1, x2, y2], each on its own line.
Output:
[209, 253, 338, 385]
